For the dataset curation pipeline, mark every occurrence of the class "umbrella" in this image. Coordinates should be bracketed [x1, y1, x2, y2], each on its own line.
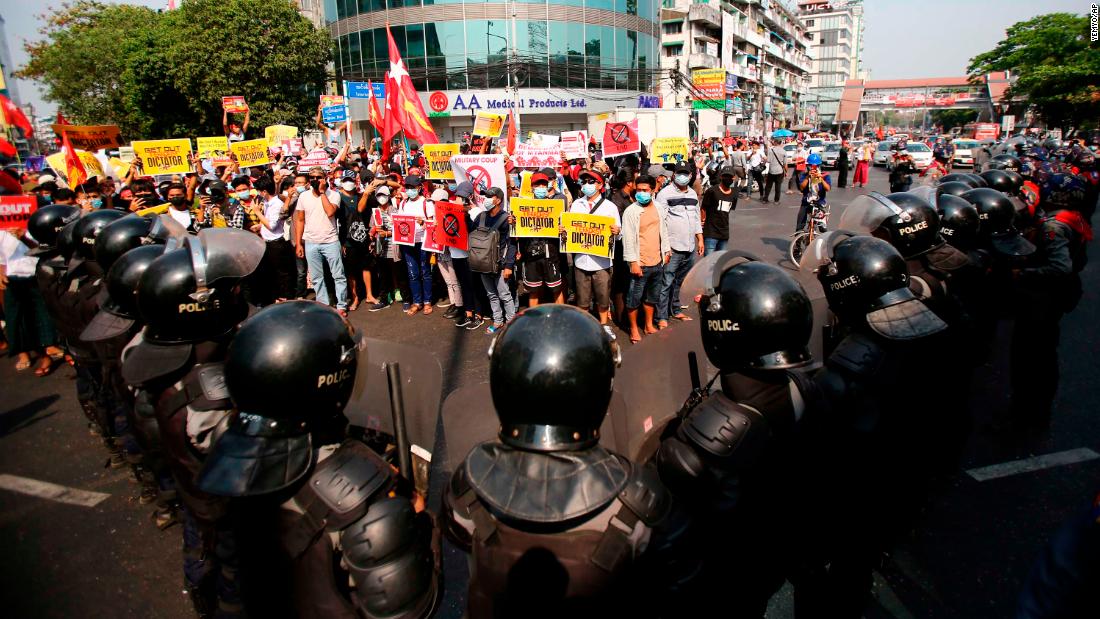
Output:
[772, 129, 794, 138]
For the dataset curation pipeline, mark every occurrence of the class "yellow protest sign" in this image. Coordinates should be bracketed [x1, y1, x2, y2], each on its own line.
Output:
[650, 137, 691, 164]
[423, 143, 459, 180]
[132, 139, 192, 175]
[231, 138, 273, 167]
[561, 212, 614, 258]
[320, 94, 345, 107]
[518, 171, 533, 198]
[51, 124, 122, 151]
[264, 125, 299, 148]
[46, 149, 106, 185]
[472, 111, 506, 138]
[109, 157, 130, 179]
[512, 197, 564, 239]
[196, 136, 228, 159]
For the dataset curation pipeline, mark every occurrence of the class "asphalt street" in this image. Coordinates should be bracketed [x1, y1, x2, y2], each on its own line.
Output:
[2, 164, 1098, 618]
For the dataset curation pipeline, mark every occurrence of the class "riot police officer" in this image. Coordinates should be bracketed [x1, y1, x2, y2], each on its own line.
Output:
[443, 304, 686, 619]
[196, 301, 441, 619]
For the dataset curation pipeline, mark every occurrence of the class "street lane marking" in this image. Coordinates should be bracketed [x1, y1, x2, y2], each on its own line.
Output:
[0, 474, 110, 507]
[966, 448, 1100, 482]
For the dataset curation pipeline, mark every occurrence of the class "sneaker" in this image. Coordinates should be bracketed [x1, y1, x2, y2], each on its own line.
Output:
[454, 314, 472, 328]
[368, 301, 389, 312]
[443, 306, 459, 319]
[402, 302, 411, 312]
[466, 315, 486, 330]
[436, 298, 453, 308]
[394, 290, 403, 303]
[486, 323, 504, 334]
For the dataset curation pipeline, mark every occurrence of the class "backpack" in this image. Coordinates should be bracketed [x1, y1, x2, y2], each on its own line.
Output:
[468, 212, 507, 274]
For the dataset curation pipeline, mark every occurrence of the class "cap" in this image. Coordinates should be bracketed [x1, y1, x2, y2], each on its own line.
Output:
[647, 164, 672, 179]
[531, 172, 551, 185]
[482, 186, 505, 201]
[375, 186, 391, 196]
[341, 169, 358, 180]
[454, 181, 474, 199]
[38, 174, 57, 184]
[673, 164, 691, 175]
[538, 167, 557, 179]
[403, 175, 422, 188]
[719, 166, 735, 177]
[578, 169, 605, 184]
[431, 188, 449, 201]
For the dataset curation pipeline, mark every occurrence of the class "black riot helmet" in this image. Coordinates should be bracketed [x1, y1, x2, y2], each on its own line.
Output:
[962, 173, 988, 188]
[57, 218, 81, 262]
[940, 173, 981, 188]
[936, 194, 981, 251]
[961, 187, 1035, 257]
[802, 233, 947, 340]
[839, 191, 943, 259]
[488, 304, 621, 453]
[71, 209, 126, 267]
[683, 251, 813, 371]
[80, 244, 167, 342]
[988, 154, 1022, 173]
[1003, 170, 1025, 194]
[979, 169, 1015, 194]
[197, 301, 364, 497]
[94, 214, 187, 271]
[936, 181, 973, 200]
[25, 204, 80, 257]
[136, 229, 264, 345]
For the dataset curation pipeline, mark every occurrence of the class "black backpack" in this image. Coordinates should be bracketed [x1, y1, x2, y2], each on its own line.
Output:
[468, 212, 507, 274]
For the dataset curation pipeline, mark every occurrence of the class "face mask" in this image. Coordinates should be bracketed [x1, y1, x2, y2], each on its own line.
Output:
[447, 183, 457, 192]
[90, 198, 103, 208]
[533, 186, 548, 199]
[295, 185, 308, 194]
[377, 195, 390, 205]
[308, 179, 320, 190]
[235, 190, 251, 200]
[169, 196, 187, 208]
[634, 191, 651, 205]
[509, 174, 520, 187]
[42, 195, 52, 204]
[581, 183, 598, 197]
[720, 177, 733, 188]
[674, 174, 691, 186]
[405, 188, 419, 199]
[341, 181, 356, 191]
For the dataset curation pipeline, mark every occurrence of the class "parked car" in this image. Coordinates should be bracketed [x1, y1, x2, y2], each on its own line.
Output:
[951, 139, 981, 167]
[783, 142, 799, 165]
[806, 138, 826, 155]
[873, 141, 894, 166]
[820, 141, 855, 169]
[887, 142, 934, 171]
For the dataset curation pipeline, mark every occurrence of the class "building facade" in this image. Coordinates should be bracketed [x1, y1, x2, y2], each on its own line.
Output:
[797, 0, 864, 129]
[323, 0, 661, 140]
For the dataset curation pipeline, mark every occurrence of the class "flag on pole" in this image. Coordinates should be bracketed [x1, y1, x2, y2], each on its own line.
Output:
[0, 137, 16, 158]
[367, 79, 385, 134]
[384, 25, 438, 147]
[506, 108, 518, 156]
[61, 130, 88, 187]
[56, 111, 71, 126]
[0, 95, 32, 138]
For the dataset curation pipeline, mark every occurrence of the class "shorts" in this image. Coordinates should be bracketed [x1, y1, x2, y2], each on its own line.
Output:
[520, 257, 563, 290]
[626, 264, 663, 309]
[575, 267, 612, 311]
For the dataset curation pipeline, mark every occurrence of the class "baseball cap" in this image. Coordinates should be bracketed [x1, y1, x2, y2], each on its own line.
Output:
[673, 164, 691, 175]
[578, 169, 604, 184]
[531, 172, 551, 185]
[454, 182, 474, 199]
[376, 186, 391, 196]
[403, 175, 423, 188]
[481, 186, 505, 201]
[647, 164, 672, 179]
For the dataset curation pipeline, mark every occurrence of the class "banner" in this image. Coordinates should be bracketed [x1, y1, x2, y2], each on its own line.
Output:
[650, 137, 691, 164]
[560, 212, 614, 258]
[472, 111, 506, 138]
[421, 223, 443, 253]
[434, 202, 469, 250]
[119, 146, 135, 163]
[0, 196, 37, 234]
[46, 149, 107, 185]
[560, 130, 589, 160]
[299, 148, 331, 169]
[264, 125, 299, 148]
[423, 143, 459, 180]
[50, 124, 121, 151]
[222, 96, 248, 113]
[230, 138, 273, 167]
[320, 94, 345, 107]
[281, 138, 303, 156]
[450, 154, 507, 209]
[391, 215, 417, 246]
[321, 105, 348, 124]
[603, 119, 640, 157]
[512, 143, 561, 169]
[511, 197, 564, 239]
[692, 68, 726, 101]
[132, 139, 192, 175]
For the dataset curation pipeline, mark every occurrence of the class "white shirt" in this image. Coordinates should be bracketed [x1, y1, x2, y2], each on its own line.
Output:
[394, 196, 435, 244]
[748, 149, 763, 168]
[298, 190, 339, 245]
[167, 205, 193, 229]
[260, 195, 286, 242]
[0, 231, 37, 278]
[568, 195, 621, 272]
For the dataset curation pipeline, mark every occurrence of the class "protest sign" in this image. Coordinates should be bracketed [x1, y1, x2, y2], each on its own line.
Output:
[109, 157, 130, 179]
[472, 111, 506, 138]
[650, 137, 691, 163]
[450, 154, 507, 209]
[391, 215, 417, 246]
[320, 94, 345, 108]
[518, 171, 533, 198]
[512, 143, 561, 169]
[603, 119, 640, 157]
[222, 96, 248, 113]
[321, 105, 348, 124]
[470, 135, 492, 154]
[434, 201, 469, 250]
[423, 143, 459, 180]
[132, 139, 192, 175]
[196, 136, 228, 159]
[511, 197, 564, 239]
[118, 146, 135, 163]
[421, 223, 443, 253]
[264, 125, 298, 147]
[46, 149, 106, 185]
[25, 156, 45, 173]
[230, 138, 273, 167]
[51, 124, 121, 151]
[560, 130, 589, 160]
[299, 148, 331, 169]
[561, 212, 614, 258]
[281, 138, 303, 156]
[0, 196, 37, 234]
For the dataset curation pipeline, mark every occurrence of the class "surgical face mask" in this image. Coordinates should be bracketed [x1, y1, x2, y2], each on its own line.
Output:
[405, 188, 419, 199]
[42, 195, 52, 204]
[581, 183, 599, 197]
[377, 195, 390, 205]
[235, 190, 251, 200]
[533, 186, 548, 199]
[341, 181, 356, 191]
[91, 198, 103, 209]
[295, 185, 308, 194]
[634, 191, 651, 205]
[674, 174, 691, 186]
[447, 183, 457, 192]
[509, 174, 520, 187]
[169, 196, 187, 208]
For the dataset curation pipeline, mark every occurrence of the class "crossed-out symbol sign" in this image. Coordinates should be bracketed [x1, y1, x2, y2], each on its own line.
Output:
[442, 213, 461, 236]
[610, 123, 630, 144]
[397, 221, 412, 238]
[467, 165, 491, 193]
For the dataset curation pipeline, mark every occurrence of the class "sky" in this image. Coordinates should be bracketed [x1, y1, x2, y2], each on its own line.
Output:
[0, 0, 1091, 117]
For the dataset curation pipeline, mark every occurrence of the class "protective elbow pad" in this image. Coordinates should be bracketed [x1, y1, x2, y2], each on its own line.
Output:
[678, 393, 757, 459]
[340, 497, 438, 619]
[656, 436, 708, 496]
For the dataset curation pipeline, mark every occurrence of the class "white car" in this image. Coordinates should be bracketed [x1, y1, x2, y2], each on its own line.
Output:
[783, 143, 798, 166]
[820, 141, 848, 169]
[887, 143, 934, 171]
[805, 138, 826, 156]
[873, 141, 893, 166]
[951, 139, 980, 167]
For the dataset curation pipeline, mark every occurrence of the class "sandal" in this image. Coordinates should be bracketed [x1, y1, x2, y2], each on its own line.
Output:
[422, 304, 434, 315]
[630, 333, 642, 344]
[671, 313, 693, 321]
[405, 304, 421, 316]
[35, 359, 55, 377]
[348, 300, 361, 312]
[15, 357, 31, 372]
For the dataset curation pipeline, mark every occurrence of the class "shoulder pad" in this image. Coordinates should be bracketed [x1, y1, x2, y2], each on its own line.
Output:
[195, 363, 229, 402]
[616, 463, 672, 527]
[678, 392, 760, 459]
[308, 440, 393, 531]
[826, 333, 885, 379]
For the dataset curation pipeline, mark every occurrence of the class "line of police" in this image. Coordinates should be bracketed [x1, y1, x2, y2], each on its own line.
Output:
[18, 134, 1095, 618]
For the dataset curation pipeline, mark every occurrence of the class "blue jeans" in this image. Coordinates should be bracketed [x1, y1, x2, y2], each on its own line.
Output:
[703, 238, 728, 256]
[659, 250, 695, 321]
[479, 272, 515, 325]
[304, 241, 347, 310]
[626, 264, 664, 309]
[401, 244, 434, 305]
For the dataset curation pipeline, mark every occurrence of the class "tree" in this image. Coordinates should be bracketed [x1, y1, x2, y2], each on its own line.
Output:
[17, 0, 333, 140]
[930, 109, 977, 132]
[968, 12, 1100, 128]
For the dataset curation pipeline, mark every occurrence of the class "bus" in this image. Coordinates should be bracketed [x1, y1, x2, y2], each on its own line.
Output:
[960, 122, 1000, 141]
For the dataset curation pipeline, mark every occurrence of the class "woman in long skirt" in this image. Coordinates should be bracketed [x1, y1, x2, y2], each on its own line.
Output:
[837, 141, 850, 188]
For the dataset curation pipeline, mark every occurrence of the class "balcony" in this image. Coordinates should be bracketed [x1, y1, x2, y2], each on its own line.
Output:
[687, 53, 720, 70]
[688, 4, 722, 28]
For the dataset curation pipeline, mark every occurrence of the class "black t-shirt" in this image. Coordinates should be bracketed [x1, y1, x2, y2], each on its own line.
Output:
[339, 192, 370, 249]
[702, 184, 737, 240]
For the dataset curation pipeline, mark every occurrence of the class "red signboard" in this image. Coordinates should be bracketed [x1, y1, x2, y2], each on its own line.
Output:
[0, 196, 38, 234]
[602, 119, 640, 157]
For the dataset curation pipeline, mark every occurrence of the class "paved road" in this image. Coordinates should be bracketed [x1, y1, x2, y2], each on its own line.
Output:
[2, 165, 1098, 618]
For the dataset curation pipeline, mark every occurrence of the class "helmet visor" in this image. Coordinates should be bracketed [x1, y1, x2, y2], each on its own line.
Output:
[680, 249, 762, 302]
[192, 228, 266, 287]
[798, 230, 857, 273]
[837, 192, 906, 235]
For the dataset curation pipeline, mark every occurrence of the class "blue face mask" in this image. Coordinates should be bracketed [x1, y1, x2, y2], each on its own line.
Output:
[447, 183, 457, 192]
[533, 186, 548, 199]
[405, 188, 419, 199]
[295, 185, 308, 194]
[42, 195, 52, 204]
[634, 191, 651, 205]
[91, 198, 103, 209]
[581, 183, 599, 197]
[674, 174, 691, 186]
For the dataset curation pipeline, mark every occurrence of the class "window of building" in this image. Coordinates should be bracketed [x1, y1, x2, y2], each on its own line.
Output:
[549, 20, 586, 88]
[664, 43, 684, 57]
[663, 21, 683, 35]
[805, 19, 814, 27]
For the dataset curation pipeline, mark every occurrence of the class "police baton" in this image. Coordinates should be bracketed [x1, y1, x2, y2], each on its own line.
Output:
[384, 361, 413, 480]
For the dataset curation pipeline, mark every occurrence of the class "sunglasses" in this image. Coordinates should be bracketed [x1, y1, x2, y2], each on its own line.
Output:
[580, 178, 600, 185]
[308, 176, 324, 180]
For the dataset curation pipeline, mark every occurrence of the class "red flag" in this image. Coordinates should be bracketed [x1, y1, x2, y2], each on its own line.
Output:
[61, 130, 88, 187]
[0, 137, 15, 158]
[56, 111, 71, 126]
[506, 108, 518, 155]
[367, 79, 385, 133]
[0, 95, 32, 138]
[384, 26, 438, 147]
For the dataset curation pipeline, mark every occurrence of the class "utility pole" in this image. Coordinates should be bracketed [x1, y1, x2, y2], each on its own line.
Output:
[759, 49, 767, 136]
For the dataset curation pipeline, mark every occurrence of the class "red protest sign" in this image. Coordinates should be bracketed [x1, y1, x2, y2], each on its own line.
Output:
[434, 201, 469, 251]
[391, 215, 417, 246]
[0, 196, 37, 234]
[222, 96, 248, 113]
[422, 223, 443, 253]
[603, 119, 640, 157]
